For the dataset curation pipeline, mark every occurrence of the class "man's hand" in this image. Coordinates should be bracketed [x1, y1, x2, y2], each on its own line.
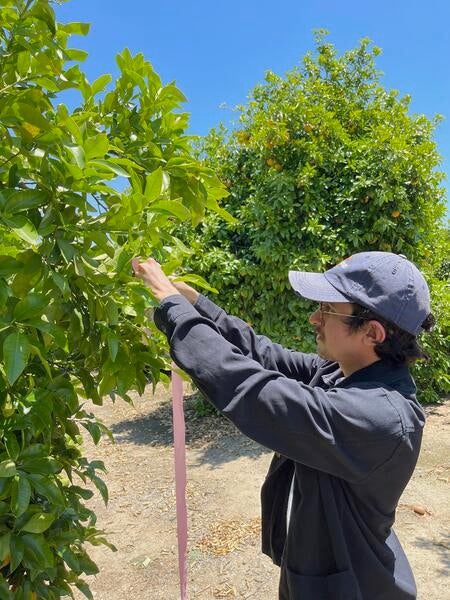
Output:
[132, 257, 180, 303]
[169, 279, 200, 305]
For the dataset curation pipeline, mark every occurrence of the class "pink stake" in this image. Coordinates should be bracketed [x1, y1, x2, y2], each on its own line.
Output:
[172, 366, 188, 600]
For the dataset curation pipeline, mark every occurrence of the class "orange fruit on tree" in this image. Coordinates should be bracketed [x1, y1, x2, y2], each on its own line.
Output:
[391, 210, 401, 218]
[236, 131, 251, 145]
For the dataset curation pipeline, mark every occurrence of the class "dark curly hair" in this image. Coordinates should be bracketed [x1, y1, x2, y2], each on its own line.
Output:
[344, 304, 436, 367]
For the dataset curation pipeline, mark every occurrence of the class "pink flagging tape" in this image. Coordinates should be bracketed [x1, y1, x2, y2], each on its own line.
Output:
[171, 366, 188, 600]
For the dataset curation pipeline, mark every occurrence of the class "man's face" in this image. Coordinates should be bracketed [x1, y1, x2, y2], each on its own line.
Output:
[309, 301, 361, 363]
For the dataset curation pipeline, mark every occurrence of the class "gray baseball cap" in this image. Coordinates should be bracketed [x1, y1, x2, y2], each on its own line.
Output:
[288, 251, 430, 335]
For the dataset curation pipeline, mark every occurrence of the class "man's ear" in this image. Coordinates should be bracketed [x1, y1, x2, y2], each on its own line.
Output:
[365, 320, 386, 346]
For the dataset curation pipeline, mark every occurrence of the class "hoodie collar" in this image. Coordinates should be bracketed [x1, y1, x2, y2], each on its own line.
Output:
[320, 360, 416, 395]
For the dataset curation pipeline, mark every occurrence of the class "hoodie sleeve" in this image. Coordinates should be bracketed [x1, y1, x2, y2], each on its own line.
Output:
[154, 295, 404, 484]
[186, 293, 323, 383]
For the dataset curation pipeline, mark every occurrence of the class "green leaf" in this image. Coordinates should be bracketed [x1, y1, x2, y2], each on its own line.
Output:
[21, 457, 62, 475]
[11, 250, 42, 294]
[0, 533, 10, 562]
[28, 319, 67, 350]
[91, 474, 108, 505]
[90, 159, 129, 177]
[66, 145, 86, 168]
[11, 475, 31, 517]
[57, 238, 76, 261]
[150, 200, 191, 221]
[78, 551, 99, 576]
[144, 167, 163, 201]
[30, 2, 56, 34]
[172, 274, 218, 294]
[1, 395, 14, 418]
[13, 293, 48, 322]
[157, 82, 187, 104]
[0, 459, 17, 478]
[69, 485, 94, 500]
[14, 103, 51, 131]
[61, 21, 90, 35]
[75, 580, 94, 600]
[0, 256, 23, 277]
[62, 548, 80, 573]
[5, 433, 20, 461]
[105, 298, 119, 325]
[98, 370, 116, 398]
[0, 487, 11, 504]
[3, 331, 31, 385]
[205, 195, 237, 224]
[91, 74, 112, 96]
[115, 248, 133, 275]
[9, 534, 24, 572]
[27, 474, 64, 506]
[4, 190, 48, 213]
[3, 216, 39, 245]
[34, 76, 61, 92]
[81, 421, 102, 445]
[65, 48, 89, 62]
[0, 280, 9, 306]
[19, 444, 46, 460]
[22, 533, 54, 569]
[0, 575, 12, 599]
[89, 459, 107, 473]
[84, 133, 109, 161]
[51, 271, 71, 298]
[86, 534, 117, 552]
[21, 511, 55, 534]
[206, 186, 230, 200]
[107, 333, 119, 362]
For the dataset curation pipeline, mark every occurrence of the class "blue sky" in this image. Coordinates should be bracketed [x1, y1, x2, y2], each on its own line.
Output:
[55, 0, 449, 212]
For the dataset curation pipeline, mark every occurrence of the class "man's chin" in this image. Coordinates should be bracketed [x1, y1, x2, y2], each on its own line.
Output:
[316, 341, 333, 361]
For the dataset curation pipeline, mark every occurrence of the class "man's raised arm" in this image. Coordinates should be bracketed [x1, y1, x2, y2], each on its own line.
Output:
[169, 279, 324, 382]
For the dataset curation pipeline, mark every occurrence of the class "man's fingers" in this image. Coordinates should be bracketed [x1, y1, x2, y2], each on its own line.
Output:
[132, 257, 157, 272]
[131, 257, 141, 274]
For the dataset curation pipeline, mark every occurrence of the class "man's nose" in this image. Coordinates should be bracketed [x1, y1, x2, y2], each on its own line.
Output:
[309, 308, 321, 326]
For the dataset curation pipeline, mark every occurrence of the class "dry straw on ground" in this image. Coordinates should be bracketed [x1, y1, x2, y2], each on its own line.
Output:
[195, 517, 261, 556]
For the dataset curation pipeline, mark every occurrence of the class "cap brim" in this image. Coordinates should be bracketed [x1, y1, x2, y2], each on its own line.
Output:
[288, 271, 350, 303]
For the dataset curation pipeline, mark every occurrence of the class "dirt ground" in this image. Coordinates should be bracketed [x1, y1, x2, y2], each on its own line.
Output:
[73, 386, 449, 600]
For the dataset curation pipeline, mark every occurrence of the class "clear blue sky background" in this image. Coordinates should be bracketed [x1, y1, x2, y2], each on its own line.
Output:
[55, 0, 449, 212]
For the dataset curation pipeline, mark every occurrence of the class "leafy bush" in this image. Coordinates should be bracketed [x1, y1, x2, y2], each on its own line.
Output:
[190, 392, 220, 418]
[413, 247, 450, 403]
[0, 0, 227, 597]
[186, 32, 449, 403]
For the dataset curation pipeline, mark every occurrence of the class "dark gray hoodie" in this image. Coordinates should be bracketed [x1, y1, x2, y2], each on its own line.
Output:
[154, 293, 425, 600]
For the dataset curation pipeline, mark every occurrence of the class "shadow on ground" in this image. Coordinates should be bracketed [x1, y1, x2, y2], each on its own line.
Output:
[110, 394, 271, 467]
[412, 533, 450, 577]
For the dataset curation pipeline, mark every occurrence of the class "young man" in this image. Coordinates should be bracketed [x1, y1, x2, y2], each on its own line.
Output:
[132, 251, 434, 600]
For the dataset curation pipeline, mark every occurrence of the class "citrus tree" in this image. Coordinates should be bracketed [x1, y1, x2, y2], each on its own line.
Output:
[0, 0, 228, 597]
[186, 32, 449, 403]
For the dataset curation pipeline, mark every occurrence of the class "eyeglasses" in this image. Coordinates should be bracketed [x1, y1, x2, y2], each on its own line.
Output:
[316, 302, 371, 325]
